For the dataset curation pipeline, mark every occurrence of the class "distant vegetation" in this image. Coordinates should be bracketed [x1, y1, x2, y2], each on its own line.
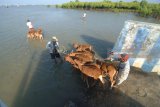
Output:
[57, 0, 160, 19]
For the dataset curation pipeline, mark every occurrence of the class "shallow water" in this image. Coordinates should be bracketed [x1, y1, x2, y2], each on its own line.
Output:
[0, 6, 159, 107]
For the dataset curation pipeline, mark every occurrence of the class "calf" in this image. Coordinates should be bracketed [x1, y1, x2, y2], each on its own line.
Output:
[100, 62, 118, 88]
[27, 30, 35, 39]
[68, 51, 95, 64]
[74, 59, 106, 84]
[35, 28, 43, 39]
[73, 43, 93, 52]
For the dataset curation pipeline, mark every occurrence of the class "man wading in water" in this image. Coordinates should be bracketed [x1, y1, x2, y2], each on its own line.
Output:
[46, 36, 63, 64]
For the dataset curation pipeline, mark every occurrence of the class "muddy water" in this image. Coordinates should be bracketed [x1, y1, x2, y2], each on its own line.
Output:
[0, 6, 159, 107]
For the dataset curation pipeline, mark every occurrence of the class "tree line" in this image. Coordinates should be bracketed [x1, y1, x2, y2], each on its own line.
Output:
[57, 0, 160, 19]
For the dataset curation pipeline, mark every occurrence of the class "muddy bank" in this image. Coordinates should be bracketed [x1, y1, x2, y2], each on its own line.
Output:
[73, 67, 160, 107]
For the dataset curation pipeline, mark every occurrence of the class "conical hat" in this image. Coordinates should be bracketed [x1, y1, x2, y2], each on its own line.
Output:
[52, 36, 58, 41]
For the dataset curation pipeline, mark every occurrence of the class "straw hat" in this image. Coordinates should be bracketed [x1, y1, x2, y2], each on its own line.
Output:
[52, 36, 58, 41]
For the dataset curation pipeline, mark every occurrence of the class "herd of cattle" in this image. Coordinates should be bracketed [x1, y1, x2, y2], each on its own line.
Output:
[27, 28, 43, 40]
[65, 43, 118, 89]
[27, 29, 118, 89]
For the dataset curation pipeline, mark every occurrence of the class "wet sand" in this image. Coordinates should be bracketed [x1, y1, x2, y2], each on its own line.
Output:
[80, 67, 160, 107]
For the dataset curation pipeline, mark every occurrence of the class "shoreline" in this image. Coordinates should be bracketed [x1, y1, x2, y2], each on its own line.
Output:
[57, 1, 160, 20]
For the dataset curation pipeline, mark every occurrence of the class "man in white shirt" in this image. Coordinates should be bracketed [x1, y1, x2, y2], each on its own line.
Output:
[26, 19, 34, 31]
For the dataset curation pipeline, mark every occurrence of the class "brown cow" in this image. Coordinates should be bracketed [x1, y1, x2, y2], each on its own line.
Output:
[100, 62, 118, 88]
[65, 55, 103, 88]
[73, 43, 93, 52]
[65, 55, 81, 69]
[35, 28, 43, 39]
[68, 51, 95, 64]
[27, 28, 43, 40]
[27, 29, 36, 39]
[74, 59, 106, 85]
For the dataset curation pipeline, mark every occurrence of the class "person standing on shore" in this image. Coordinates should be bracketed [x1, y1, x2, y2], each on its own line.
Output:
[105, 52, 130, 86]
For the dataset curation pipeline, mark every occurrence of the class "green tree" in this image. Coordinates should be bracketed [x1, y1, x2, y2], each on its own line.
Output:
[103, 0, 109, 2]
[140, 0, 148, 8]
[75, 0, 79, 2]
[60, 1, 160, 19]
[133, 0, 138, 2]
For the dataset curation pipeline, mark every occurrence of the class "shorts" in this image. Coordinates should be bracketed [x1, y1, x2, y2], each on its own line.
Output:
[50, 53, 60, 59]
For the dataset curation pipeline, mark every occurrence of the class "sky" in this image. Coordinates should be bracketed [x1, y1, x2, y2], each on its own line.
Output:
[0, 0, 159, 5]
